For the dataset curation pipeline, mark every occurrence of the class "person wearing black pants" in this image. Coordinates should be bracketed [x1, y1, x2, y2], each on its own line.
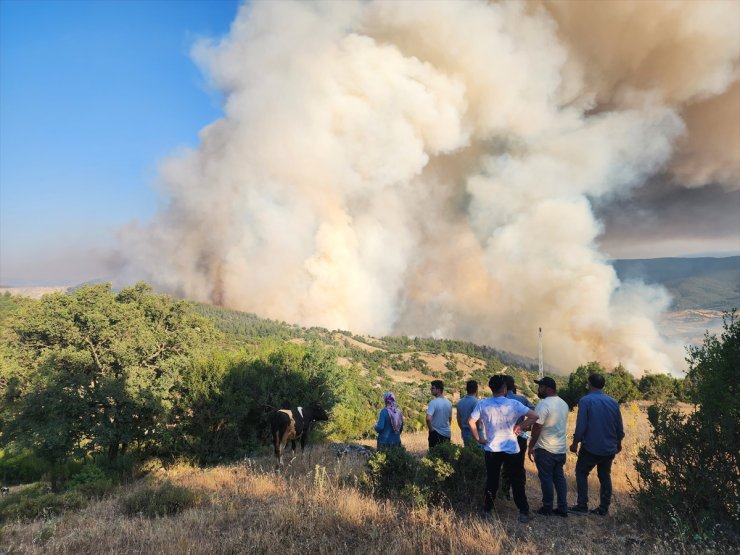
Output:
[483, 450, 529, 515]
[500, 375, 535, 498]
[469, 375, 539, 523]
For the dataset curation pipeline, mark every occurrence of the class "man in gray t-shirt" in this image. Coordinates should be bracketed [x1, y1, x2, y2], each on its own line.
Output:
[427, 380, 452, 449]
[456, 380, 482, 447]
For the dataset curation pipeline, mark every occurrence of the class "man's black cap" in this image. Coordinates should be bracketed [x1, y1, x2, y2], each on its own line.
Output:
[534, 376, 557, 390]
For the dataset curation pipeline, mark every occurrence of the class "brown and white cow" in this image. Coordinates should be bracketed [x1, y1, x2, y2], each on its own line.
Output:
[268, 405, 329, 466]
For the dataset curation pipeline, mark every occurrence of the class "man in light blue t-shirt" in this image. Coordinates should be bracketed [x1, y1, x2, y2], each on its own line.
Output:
[426, 380, 452, 449]
[456, 380, 482, 447]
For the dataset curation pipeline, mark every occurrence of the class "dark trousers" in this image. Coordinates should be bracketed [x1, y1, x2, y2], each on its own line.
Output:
[484, 450, 529, 515]
[534, 448, 568, 512]
[500, 436, 528, 493]
[575, 447, 615, 510]
[428, 430, 450, 449]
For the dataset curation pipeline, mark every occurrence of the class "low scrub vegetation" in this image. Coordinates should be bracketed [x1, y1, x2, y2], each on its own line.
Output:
[121, 480, 204, 518]
[362, 442, 486, 510]
[633, 313, 739, 547]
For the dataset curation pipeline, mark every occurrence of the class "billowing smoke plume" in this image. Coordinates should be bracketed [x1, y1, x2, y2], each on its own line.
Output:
[122, 0, 739, 375]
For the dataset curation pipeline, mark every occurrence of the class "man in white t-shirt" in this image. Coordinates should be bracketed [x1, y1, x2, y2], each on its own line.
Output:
[527, 376, 569, 517]
[426, 380, 452, 449]
[468, 375, 538, 523]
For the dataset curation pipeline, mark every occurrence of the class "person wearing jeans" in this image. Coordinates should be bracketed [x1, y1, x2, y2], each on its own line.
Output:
[527, 376, 569, 517]
[574, 448, 615, 513]
[569, 373, 624, 516]
[533, 449, 568, 515]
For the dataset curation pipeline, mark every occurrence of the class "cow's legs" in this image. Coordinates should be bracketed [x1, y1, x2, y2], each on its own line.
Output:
[301, 424, 310, 451]
[274, 430, 284, 466]
[276, 430, 293, 467]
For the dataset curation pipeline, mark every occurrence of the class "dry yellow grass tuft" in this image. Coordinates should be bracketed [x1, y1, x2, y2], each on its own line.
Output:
[0, 404, 684, 554]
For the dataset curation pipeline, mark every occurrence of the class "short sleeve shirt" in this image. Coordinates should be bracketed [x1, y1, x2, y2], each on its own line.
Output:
[456, 395, 479, 431]
[427, 396, 452, 437]
[471, 397, 529, 454]
[533, 395, 569, 454]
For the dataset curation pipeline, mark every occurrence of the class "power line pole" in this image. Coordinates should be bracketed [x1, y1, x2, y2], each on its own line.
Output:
[538, 327, 544, 379]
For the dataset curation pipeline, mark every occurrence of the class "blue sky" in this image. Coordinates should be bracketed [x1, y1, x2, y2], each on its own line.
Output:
[0, 0, 241, 285]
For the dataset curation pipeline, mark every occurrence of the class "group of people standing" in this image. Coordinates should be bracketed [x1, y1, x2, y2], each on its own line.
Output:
[373, 372, 624, 524]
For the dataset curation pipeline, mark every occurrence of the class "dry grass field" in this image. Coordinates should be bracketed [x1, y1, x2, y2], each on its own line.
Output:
[0, 403, 692, 554]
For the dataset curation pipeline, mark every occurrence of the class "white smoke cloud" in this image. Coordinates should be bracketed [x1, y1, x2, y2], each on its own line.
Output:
[122, 0, 740, 375]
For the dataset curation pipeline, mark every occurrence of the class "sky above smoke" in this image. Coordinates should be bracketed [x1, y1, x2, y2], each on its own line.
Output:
[122, 0, 740, 375]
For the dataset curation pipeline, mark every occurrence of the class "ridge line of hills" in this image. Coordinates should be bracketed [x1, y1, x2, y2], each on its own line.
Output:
[2, 256, 737, 311]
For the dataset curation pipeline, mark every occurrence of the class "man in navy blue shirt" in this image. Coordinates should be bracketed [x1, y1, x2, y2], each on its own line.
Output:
[569, 373, 624, 516]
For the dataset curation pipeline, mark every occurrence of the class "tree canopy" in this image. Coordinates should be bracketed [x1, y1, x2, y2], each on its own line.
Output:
[1, 283, 218, 484]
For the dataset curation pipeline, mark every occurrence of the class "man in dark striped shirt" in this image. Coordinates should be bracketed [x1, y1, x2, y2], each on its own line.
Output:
[569, 373, 624, 516]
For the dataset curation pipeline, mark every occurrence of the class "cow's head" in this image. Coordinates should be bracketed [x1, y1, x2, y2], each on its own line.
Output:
[310, 404, 329, 421]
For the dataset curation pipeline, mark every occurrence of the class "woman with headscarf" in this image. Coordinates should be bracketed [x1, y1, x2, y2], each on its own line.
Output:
[374, 392, 404, 449]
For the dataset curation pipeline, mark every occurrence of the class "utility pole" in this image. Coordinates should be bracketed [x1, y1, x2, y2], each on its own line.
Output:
[538, 327, 544, 379]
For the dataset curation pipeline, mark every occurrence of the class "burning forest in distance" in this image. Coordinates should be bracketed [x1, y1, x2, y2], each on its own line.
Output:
[109, 0, 740, 377]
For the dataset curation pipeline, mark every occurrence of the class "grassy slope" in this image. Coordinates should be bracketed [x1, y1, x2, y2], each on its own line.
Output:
[2, 404, 676, 555]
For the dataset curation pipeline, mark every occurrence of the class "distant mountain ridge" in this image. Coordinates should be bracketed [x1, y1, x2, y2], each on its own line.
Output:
[612, 256, 740, 311]
[3, 256, 738, 313]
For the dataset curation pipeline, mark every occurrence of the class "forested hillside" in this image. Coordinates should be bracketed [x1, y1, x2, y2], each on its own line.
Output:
[1, 284, 688, 484]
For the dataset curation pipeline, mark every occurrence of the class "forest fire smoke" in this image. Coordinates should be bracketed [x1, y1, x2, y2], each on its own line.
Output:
[122, 0, 739, 375]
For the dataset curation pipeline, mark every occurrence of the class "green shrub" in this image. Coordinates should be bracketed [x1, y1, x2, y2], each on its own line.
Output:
[400, 483, 430, 509]
[0, 486, 86, 522]
[0, 449, 47, 485]
[633, 312, 739, 547]
[67, 464, 113, 498]
[99, 453, 137, 483]
[362, 442, 487, 509]
[361, 446, 418, 497]
[121, 480, 203, 518]
[420, 442, 485, 507]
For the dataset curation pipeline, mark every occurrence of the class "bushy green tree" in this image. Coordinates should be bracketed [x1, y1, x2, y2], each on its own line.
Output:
[173, 342, 345, 463]
[633, 312, 739, 544]
[2, 283, 217, 485]
[604, 364, 640, 403]
[638, 372, 676, 402]
[561, 361, 604, 409]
